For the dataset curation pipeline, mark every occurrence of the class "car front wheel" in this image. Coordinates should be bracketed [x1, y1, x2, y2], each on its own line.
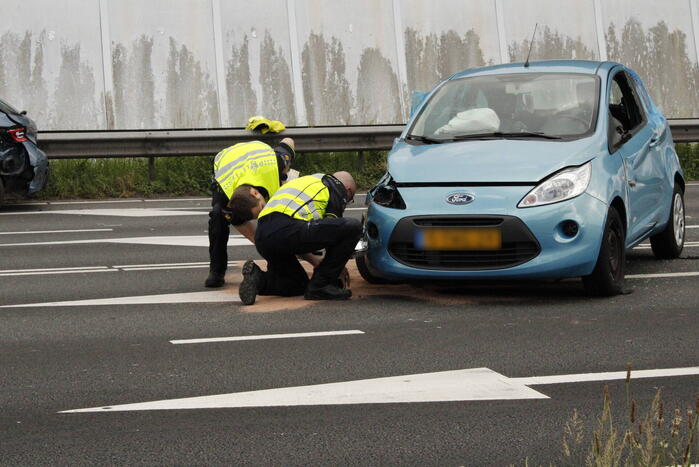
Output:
[583, 207, 625, 296]
[650, 185, 685, 259]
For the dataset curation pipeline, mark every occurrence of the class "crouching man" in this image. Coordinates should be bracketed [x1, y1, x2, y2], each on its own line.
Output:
[238, 171, 361, 304]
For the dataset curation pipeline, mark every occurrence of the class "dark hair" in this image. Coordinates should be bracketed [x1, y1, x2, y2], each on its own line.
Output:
[227, 184, 258, 225]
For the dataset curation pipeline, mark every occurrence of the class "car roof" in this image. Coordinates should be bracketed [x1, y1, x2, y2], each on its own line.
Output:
[449, 60, 620, 80]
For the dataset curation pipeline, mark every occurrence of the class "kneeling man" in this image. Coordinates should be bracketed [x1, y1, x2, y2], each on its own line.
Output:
[239, 171, 361, 304]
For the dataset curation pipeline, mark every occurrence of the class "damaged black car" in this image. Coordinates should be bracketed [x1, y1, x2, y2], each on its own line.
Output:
[0, 98, 49, 204]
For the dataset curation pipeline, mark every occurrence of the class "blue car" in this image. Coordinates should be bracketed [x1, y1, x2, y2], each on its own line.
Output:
[356, 60, 686, 296]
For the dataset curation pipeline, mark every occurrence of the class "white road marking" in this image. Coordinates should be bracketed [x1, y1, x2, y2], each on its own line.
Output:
[6, 198, 209, 206]
[0, 268, 117, 277]
[345, 207, 368, 211]
[0, 228, 114, 235]
[58, 368, 549, 413]
[0, 235, 251, 248]
[0, 290, 240, 308]
[0, 208, 207, 217]
[171, 330, 365, 345]
[0, 261, 246, 278]
[635, 241, 699, 249]
[687, 225, 699, 229]
[59, 365, 699, 413]
[511, 367, 699, 385]
[626, 271, 699, 279]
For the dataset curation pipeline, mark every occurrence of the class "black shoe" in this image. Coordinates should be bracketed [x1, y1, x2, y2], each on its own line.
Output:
[205, 271, 225, 288]
[304, 284, 352, 300]
[239, 260, 263, 305]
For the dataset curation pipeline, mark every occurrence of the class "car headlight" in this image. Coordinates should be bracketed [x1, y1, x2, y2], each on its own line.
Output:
[518, 162, 591, 208]
[369, 173, 406, 209]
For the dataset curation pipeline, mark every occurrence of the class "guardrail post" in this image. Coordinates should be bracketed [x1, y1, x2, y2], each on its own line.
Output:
[357, 150, 365, 173]
[148, 157, 156, 181]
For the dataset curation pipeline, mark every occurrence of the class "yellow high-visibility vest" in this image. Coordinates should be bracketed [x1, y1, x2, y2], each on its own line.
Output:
[258, 174, 330, 222]
[213, 141, 280, 199]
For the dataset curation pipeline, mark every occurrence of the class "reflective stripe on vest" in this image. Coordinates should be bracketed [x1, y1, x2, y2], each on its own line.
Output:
[213, 141, 280, 199]
[258, 174, 329, 221]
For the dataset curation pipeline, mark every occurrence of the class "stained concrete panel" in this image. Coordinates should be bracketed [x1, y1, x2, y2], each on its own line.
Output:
[0, 0, 106, 130]
[399, 0, 501, 92]
[601, 0, 699, 118]
[502, 0, 599, 62]
[107, 0, 220, 129]
[294, 0, 404, 125]
[219, 0, 297, 126]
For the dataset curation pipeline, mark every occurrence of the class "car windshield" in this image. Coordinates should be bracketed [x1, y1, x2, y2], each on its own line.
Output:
[408, 73, 598, 141]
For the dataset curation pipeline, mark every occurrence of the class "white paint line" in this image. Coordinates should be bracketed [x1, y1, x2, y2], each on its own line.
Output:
[626, 271, 699, 279]
[0, 229, 114, 235]
[0, 235, 252, 248]
[0, 269, 117, 278]
[687, 225, 699, 229]
[0, 290, 240, 308]
[0, 208, 207, 217]
[0, 266, 110, 274]
[143, 198, 209, 203]
[345, 207, 368, 211]
[58, 368, 548, 413]
[635, 241, 699, 249]
[171, 330, 365, 345]
[511, 367, 699, 386]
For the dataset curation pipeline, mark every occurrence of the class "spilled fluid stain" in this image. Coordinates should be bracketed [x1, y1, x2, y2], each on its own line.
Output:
[231, 261, 540, 314]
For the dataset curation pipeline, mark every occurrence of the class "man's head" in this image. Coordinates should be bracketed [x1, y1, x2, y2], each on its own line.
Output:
[226, 185, 266, 225]
[332, 171, 357, 203]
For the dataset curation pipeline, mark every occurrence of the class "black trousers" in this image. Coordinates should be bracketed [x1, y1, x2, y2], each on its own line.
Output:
[254, 213, 363, 296]
[208, 183, 230, 275]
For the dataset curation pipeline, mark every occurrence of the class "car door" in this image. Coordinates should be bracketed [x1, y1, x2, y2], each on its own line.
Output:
[607, 70, 663, 244]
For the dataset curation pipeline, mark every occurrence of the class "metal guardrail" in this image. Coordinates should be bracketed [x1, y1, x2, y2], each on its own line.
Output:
[37, 119, 699, 159]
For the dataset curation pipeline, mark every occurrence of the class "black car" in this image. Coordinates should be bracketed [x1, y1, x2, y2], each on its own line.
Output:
[0, 98, 49, 203]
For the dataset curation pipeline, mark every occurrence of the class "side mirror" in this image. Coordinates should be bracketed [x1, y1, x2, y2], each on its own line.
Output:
[20, 110, 27, 116]
[410, 91, 428, 118]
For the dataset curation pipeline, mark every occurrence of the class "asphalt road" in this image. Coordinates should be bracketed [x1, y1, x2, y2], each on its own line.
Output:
[1, 186, 698, 466]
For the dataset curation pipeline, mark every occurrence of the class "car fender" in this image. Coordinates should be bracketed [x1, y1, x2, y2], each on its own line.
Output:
[22, 141, 49, 194]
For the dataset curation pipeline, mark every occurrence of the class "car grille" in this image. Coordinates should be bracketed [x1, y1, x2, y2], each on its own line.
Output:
[388, 215, 540, 270]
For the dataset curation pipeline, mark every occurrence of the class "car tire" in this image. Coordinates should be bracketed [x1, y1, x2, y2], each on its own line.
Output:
[650, 185, 685, 259]
[583, 207, 625, 296]
[356, 254, 391, 284]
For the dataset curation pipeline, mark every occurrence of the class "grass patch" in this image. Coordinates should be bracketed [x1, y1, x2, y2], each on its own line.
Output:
[677, 143, 699, 181]
[515, 367, 699, 466]
[37, 145, 696, 200]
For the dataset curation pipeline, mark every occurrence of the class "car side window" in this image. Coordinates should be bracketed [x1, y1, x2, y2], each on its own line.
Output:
[608, 72, 645, 136]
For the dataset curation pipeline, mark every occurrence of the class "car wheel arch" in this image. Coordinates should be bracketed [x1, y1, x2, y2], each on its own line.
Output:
[674, 172, 685, 194]
[609, 197, 627, 239]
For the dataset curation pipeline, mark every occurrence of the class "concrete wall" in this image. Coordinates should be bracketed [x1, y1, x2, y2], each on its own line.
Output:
[1, 0, 698, 130]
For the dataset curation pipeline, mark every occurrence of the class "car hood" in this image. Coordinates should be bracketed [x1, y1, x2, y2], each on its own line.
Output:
[388, 138, 600, 183]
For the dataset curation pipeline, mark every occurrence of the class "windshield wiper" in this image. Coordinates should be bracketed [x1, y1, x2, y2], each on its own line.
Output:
[452, 131, 562, 140]
[405, 134, 446, 144]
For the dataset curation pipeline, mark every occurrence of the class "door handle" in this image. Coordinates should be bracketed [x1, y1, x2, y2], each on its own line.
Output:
[649, 137, 660, 148]
[628, 179, 637, 187]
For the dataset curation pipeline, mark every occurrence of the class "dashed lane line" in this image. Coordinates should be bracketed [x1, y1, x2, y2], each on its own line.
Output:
[0, 235, 251, 248]
[170, 330, 365, 345]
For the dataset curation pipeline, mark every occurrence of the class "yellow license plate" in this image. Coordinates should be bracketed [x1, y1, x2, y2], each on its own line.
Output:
[415, 228, 502, 251]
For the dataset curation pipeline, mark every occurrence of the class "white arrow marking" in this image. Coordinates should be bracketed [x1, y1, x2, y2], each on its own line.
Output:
[0, 235, 251, 248]
[170, 330, 365, 345]
[59, 366, 699, 413]
[0, 290, 239, 308]
[59, 368, 548, 413]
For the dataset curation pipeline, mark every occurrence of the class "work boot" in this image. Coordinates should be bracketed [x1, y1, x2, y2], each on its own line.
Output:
[205, 271, 225, 288]
[239, 260, 263, 305]
[304, 283, 352, 301]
